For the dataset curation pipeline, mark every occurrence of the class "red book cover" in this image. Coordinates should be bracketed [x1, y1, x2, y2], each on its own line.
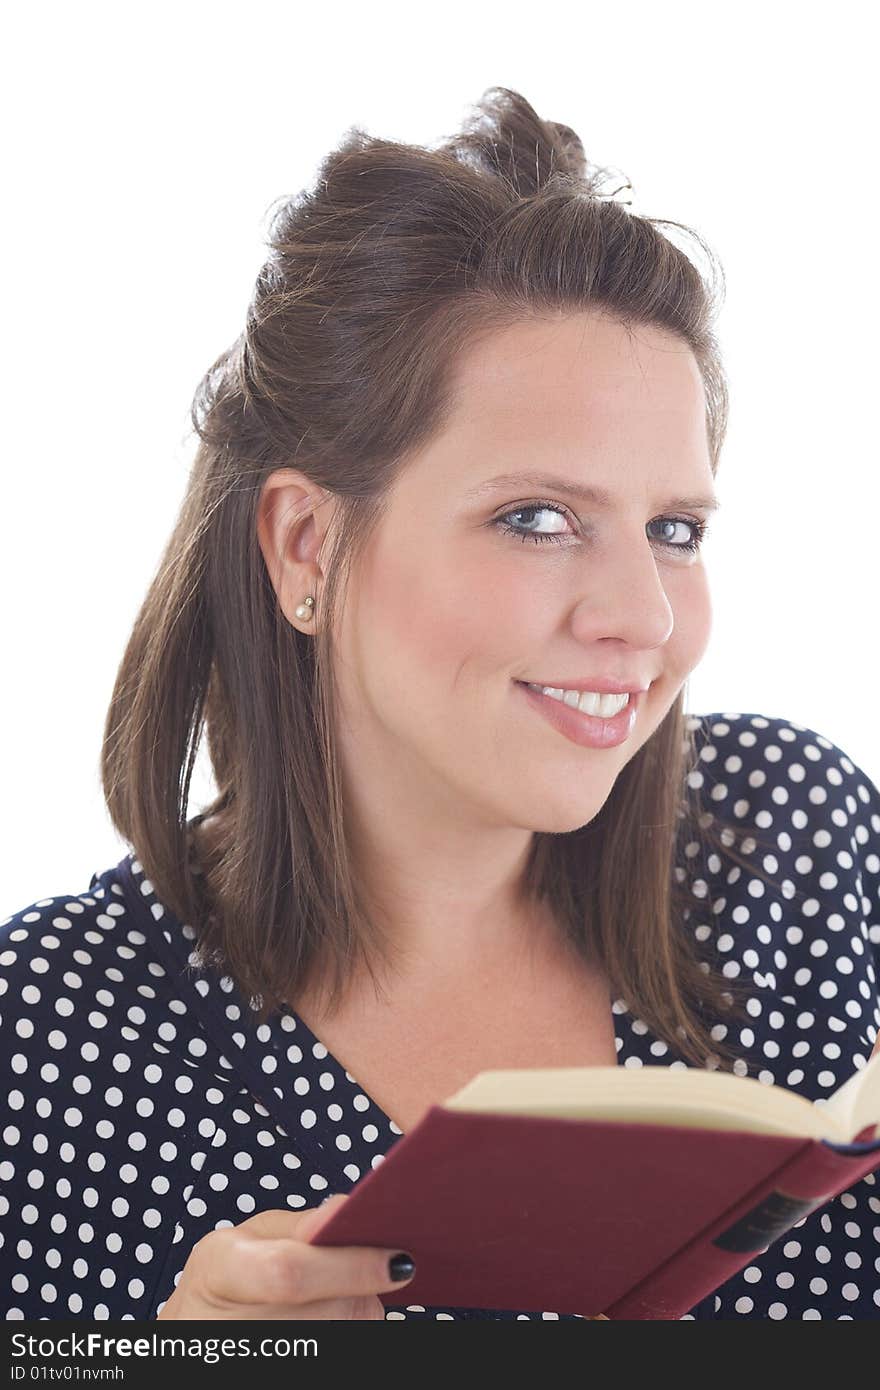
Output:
[606, 1125, 880, 1318]
[308, 1105, 880, 1319]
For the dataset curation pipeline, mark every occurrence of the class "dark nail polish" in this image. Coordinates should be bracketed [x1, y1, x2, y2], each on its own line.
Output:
[388, 1252, 416, 1281]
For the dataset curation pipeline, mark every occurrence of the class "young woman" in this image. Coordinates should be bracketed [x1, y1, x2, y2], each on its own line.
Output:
[2, 87, 878, 1321]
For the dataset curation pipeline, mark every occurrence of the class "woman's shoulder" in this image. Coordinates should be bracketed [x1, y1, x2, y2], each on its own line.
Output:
[2, 853, 147, 974]
[2, 856, 128, 985]
[0, 852, 210, 1060]
[686, 708, 880, 829]
[682, 709, 880, 983]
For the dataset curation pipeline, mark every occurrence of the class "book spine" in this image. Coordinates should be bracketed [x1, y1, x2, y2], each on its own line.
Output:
[602, 1136, 880, 1320]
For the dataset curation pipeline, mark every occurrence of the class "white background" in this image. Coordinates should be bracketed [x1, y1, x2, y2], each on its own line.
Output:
[2, 0, 877, 909]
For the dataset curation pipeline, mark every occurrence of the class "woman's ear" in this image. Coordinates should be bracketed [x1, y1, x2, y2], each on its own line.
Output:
[256, 469, 334, 627]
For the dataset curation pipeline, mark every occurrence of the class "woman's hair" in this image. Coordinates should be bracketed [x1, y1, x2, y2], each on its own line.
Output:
[101, 86, 801, 1071]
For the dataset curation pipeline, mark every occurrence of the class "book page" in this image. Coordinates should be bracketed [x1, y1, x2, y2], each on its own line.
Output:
[444, 1064, 879, 1142]
[821, 1047, 880, 1141]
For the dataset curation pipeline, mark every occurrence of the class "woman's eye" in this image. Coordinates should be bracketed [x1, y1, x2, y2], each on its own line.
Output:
[493, 503, 708, 553]
[494, 503, 571, 542]
[648, 517, 707, 552]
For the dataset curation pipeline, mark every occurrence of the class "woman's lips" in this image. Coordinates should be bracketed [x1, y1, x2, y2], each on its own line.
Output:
[514, 680, 643, 749]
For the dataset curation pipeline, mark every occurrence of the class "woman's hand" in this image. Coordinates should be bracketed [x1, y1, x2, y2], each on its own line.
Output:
[156, 1192, 415, 1320]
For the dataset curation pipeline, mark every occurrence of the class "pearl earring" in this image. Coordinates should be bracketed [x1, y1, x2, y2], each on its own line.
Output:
[294, 595, 316, 622]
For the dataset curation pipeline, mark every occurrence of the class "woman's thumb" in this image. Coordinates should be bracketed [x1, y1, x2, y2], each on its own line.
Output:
[298, 1191, 350, 1242]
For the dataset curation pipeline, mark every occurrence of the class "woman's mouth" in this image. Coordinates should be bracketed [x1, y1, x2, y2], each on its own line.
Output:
[514, 680, 644, 749]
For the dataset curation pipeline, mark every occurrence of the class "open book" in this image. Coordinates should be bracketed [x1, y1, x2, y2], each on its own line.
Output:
[309, 1051, 880, 1319]
[444, 1048, 880, 1144]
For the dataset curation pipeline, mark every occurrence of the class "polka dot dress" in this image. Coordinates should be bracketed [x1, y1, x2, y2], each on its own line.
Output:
[2, 713, 879, 1320]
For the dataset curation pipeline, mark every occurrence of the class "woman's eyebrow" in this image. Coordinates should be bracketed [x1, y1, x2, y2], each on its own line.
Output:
[463, 471, 721, 513]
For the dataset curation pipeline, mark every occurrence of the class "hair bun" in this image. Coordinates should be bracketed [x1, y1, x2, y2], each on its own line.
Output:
[443, 85, 631, 205]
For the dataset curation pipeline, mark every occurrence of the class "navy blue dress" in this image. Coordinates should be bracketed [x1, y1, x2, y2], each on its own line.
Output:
[2, 712, 879, 1320]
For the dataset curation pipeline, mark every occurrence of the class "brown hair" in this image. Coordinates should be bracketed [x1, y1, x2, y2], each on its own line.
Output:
[101, 87, 804, 1071]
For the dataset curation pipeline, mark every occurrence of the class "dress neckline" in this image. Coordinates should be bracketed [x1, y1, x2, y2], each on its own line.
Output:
[116, 849, 681, 1170]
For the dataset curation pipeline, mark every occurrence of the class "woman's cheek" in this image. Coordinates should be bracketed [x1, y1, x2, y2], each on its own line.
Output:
[671, 568, 713, 675]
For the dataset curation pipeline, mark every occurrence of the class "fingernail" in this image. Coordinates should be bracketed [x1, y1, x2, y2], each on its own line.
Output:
[388, 1252, 416, 1282]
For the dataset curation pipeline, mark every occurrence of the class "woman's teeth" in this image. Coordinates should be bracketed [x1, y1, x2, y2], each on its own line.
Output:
[524, 684, 630, 717]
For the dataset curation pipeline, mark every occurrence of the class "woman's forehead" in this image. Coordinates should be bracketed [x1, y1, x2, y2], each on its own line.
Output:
[395, 318, 711, 503]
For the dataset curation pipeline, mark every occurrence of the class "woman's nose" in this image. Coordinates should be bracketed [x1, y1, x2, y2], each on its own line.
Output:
[570, 536, 676, 649]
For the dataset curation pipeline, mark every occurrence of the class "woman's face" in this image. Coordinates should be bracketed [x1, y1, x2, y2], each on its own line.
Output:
[328, 312, 717, 839]
[260, 309, 718, 862]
